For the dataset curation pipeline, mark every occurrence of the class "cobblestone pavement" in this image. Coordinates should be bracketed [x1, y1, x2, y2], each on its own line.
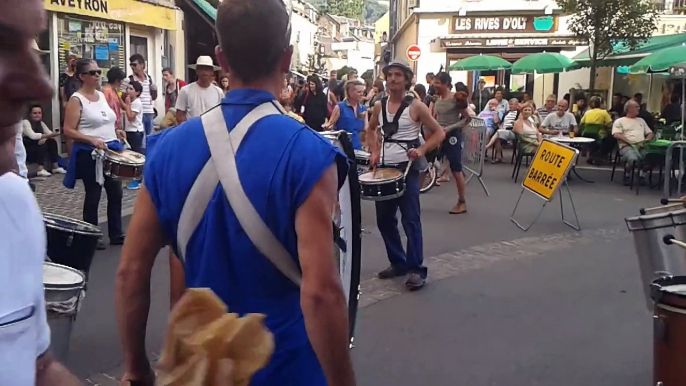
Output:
[33, 175, 138, 223]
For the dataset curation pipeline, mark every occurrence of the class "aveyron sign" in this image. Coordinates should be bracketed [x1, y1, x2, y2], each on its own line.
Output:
[441, 37, 587, 49]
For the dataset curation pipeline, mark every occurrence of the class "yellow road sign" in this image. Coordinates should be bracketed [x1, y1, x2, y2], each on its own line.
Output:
[522, 139, 578, 200]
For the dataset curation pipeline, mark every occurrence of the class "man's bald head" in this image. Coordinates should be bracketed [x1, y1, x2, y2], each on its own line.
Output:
[215, 0, 291, 83]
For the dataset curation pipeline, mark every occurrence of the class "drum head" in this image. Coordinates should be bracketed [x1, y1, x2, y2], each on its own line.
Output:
[43, 213, 102, 235]
[651, 276, 686, 307]
[105, 149, 145, 165]
[43, 262, 85, 289]
[626, 207, 686, 231]
[325, 132, 362, 345]
[359, 168, 403, 183]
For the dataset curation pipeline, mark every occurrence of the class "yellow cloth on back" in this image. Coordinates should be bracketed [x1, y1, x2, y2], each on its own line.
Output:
[156, 289, 274, 386]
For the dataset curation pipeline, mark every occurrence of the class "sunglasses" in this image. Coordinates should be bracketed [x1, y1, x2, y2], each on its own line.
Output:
[82, 70, 102, 76]
[129, 62, 139, 67]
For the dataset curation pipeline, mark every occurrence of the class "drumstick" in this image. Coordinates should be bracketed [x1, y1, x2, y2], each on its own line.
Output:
[121, 137, 132, 150]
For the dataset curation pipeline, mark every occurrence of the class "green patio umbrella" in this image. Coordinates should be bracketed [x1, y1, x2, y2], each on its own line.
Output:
[447, 54, 512, 71]
[629, 45, 686, 74]
[511, 52, 580, 74]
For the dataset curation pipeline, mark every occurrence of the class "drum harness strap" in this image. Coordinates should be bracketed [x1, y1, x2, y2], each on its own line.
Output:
[379, 95, 418, 176]
[176, 102, 347, 287]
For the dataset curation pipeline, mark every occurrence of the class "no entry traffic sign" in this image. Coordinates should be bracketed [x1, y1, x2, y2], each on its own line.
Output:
[406, 45, 421, 61]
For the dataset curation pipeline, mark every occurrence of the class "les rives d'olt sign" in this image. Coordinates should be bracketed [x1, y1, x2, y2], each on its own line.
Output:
[452, 15, 558, 34]
[522, 140, 577, 201]
[50, 0, 108, 13]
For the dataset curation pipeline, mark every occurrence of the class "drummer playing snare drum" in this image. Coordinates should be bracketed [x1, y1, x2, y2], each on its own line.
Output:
[366, 60, 445, 290]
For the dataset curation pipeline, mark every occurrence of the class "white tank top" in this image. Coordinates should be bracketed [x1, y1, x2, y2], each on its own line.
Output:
[378, 99, 421, 164]
[71, 91, 118, 142]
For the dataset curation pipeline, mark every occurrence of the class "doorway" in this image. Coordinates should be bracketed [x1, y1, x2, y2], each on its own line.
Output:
[130, 36, 149, 61]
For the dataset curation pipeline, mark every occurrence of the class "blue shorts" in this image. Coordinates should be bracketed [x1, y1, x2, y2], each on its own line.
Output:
[442, 133, 462, 173]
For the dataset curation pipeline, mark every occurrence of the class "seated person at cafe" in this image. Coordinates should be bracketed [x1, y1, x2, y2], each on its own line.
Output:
[513, 102, 542, 154]
[541, 99, 578, 135]
[485, 98, 519, 163]
[478, 98, 501, 137]
[612, 100, 654, 184]
[581, 96, 614, 164]
[22, 104, 65, 177]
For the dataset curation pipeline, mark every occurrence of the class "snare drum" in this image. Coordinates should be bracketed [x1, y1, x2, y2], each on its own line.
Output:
[626, 205, 686, 310]
[359, 167, 406, 201]
[44, 262, 85, 363]
[651, 276, 686, 386]
[102, 149, 145, 181]
[44, 213, 102, 280]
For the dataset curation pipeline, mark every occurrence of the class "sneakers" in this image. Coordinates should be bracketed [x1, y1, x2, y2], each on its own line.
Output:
[110, 234, 126, 246]
[127, 181, 141, 190]
[377, 266, 408, 279]
[52, 167, 67, 174]
[405, 273, 426, 291]
[449, 201, 467, 214]
[36, 169, 51, 177]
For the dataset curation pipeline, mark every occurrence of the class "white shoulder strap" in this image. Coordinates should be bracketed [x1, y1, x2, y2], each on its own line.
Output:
[176, 101, 302, 286]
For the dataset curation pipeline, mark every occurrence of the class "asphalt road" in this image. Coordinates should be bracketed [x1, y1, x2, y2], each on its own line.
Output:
[66, 163, 663, 385]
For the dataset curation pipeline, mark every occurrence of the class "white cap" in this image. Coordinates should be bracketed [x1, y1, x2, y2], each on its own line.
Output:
[189, 55, 220, 71]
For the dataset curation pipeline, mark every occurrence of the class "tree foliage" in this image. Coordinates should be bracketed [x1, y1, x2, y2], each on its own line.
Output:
[336, 66, 358, 80]
[318, 0, 366, 20]
[310, 0, 386, 21]
[556, 0, 658, 89]
[365, 0, 388, 23]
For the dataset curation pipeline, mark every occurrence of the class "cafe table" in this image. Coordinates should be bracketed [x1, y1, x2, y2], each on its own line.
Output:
[549, 136, 596, 183]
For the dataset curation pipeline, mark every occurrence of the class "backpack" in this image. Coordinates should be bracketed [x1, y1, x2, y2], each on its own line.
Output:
[129, 74, 158, 100]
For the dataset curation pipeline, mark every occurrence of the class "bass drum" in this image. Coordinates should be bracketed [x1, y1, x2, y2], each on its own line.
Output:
[321, 130, 362, 348]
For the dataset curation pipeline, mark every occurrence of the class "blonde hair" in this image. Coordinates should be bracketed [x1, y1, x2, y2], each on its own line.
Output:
[520, 101, 535, 114]
[344, 80, 365, 99]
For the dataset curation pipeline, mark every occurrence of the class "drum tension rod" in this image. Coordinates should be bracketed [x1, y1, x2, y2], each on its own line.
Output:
[663, 234, 686, 250]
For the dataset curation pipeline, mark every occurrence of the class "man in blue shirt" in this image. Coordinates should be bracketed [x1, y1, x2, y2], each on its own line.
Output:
[115, 0, 356, 385]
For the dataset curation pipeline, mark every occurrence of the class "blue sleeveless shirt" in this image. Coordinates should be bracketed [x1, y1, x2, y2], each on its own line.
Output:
[145, 89, 349, 385]
[335, 100, 367, 150]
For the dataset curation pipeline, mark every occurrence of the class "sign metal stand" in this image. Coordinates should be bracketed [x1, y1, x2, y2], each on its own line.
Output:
[510, 139, 581, 231]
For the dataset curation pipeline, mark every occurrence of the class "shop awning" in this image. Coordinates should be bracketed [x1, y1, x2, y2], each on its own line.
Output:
[190, 0, 218, 20]
[574, 33, 686, 68]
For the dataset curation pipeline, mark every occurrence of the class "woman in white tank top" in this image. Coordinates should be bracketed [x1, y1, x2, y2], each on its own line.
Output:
[513, 102, 542, 154]
[62, 59, 126, 249]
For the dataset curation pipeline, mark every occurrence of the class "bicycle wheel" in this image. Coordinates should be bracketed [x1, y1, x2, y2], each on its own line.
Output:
[420, 164, 437, 194]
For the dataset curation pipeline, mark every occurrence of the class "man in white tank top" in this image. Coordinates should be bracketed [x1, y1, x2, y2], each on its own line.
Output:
[366, 60, 445, 290]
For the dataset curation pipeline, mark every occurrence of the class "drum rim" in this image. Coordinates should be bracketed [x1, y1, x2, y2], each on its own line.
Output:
[626, 209, 686, 231]
[44, 213, 103, 236]
[359, 169, 404, 185]
[43, 262, 86, 290]
[103, 150, 146, 166]
[324, 130, 362, 344]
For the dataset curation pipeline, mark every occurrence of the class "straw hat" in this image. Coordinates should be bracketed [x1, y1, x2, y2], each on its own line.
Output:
[32, 40, 49, 55]
[188, 55, 220, 71]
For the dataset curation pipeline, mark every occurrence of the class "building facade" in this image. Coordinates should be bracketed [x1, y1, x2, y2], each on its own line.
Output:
[39, 0, 182, 145]
[318, 13, 376, 76]
[291, 0, 320, 74]
[390, 0, 588, 105]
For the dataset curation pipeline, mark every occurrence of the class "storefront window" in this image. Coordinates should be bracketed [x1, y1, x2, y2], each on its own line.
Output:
[56, 15, 125, 85]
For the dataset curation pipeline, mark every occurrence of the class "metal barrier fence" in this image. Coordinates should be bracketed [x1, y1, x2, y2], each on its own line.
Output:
[663, 141, 686, 197]
[461, 117, 489, 196]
